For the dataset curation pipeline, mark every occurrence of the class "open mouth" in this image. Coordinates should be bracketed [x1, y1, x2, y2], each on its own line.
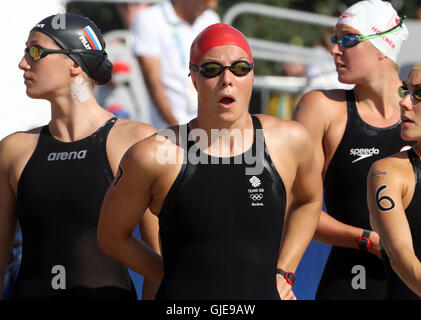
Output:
[220, 96, 235, 104]
[219, 96, 235, 108]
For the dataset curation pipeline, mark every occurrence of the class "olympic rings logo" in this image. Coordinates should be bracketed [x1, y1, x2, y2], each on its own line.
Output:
[250, 193, 263, 201]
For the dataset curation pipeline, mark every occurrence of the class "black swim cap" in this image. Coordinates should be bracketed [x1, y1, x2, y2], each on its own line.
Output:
[31, 13, 113, 85]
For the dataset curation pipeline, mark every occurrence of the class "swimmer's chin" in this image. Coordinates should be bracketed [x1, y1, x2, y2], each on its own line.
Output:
[25, 88, 46, 100]
[337, 75, 356, 85]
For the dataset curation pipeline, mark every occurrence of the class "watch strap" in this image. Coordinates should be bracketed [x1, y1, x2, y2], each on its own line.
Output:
[276, 268, 296, 286]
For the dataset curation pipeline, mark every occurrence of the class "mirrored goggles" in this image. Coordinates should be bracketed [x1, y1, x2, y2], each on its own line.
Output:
[398, 85, 421, 102]
[189, 61, 253, 78]
[330, 16, 405, 48]
[24, 45, 98, 61]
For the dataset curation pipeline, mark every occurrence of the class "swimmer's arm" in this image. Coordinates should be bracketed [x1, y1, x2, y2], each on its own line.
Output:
[0, 139, 18, 298]
[368, 160, 421, 297]
[137, 56, 178, 126]
[315, 211, 381, 254]
[292, 90, 327, 179]
[98, 142, 163, 283]
[276, 125, 323, 296]
[138, 209, 161, 299]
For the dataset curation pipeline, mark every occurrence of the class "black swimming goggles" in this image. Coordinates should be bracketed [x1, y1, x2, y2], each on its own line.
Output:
[330, 16, 405, 49]
[398, 85, 421, 102]
[189, 61, 253, 78]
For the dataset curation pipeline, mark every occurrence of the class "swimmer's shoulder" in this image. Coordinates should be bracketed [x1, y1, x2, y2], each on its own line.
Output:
[0, 126, 44, 165]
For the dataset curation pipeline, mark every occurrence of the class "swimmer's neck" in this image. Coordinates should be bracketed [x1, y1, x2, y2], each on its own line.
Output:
[193, 112, 253, 133]
[172, 0, 196, 25]
[354, 73, 402, 115]
[48, 96, 112, 142]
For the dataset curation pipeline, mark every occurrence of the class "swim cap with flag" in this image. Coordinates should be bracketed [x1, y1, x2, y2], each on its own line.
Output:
[337, 0, 408, 63]
[190, 23, 253, 65]
[31, 13, 113, 84]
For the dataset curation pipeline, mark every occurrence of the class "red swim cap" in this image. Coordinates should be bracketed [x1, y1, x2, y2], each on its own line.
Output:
[190, 23, 253, 65]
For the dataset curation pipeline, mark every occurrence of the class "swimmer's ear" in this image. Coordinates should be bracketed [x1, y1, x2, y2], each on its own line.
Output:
[376, 48, 388, 61]
[379, 54, 388, 61]
[69, 61, 83, 77]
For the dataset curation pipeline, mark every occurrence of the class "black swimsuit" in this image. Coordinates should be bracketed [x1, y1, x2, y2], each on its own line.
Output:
[12, 118, 136, 300]
[317, 90, 414, 299]
[156, 115, 286, 300]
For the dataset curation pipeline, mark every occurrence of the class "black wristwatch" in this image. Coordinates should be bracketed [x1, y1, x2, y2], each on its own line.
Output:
[276, 269, 296, 286]
[357, 229, 372, 250]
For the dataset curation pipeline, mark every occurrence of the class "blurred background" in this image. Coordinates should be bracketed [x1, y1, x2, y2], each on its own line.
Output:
[2, 0, 421, 300]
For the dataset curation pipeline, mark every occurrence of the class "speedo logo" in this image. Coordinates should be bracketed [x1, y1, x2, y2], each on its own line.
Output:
[350, 147, 379, 163]
[47, 150, 88, 161]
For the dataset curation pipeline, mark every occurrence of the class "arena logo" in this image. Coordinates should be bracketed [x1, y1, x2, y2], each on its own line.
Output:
[47, 150, 88, 161]
[350, 147, 379, 163]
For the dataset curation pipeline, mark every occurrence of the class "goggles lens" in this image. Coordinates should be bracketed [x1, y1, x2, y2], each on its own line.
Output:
[25, 46, 45, 61]
[398, 85, 421, 102]
[191, 61, 253, 78]
[330, 34, 360, 48]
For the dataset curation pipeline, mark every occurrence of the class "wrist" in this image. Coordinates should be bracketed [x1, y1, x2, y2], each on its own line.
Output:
[276, 268, 296, 286]
[357, 229, 372, 251]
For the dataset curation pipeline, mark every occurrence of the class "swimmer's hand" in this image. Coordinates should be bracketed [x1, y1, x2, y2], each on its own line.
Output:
[276, 275, 297, 300]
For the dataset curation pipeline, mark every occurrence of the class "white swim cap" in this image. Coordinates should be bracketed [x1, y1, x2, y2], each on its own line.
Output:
[337, 0, 408, 63]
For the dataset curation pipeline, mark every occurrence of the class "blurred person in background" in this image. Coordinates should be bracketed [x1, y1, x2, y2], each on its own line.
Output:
[115, 1, 150, 29]
[417, 0, 421, 20]
[131, 0, 220, 129]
